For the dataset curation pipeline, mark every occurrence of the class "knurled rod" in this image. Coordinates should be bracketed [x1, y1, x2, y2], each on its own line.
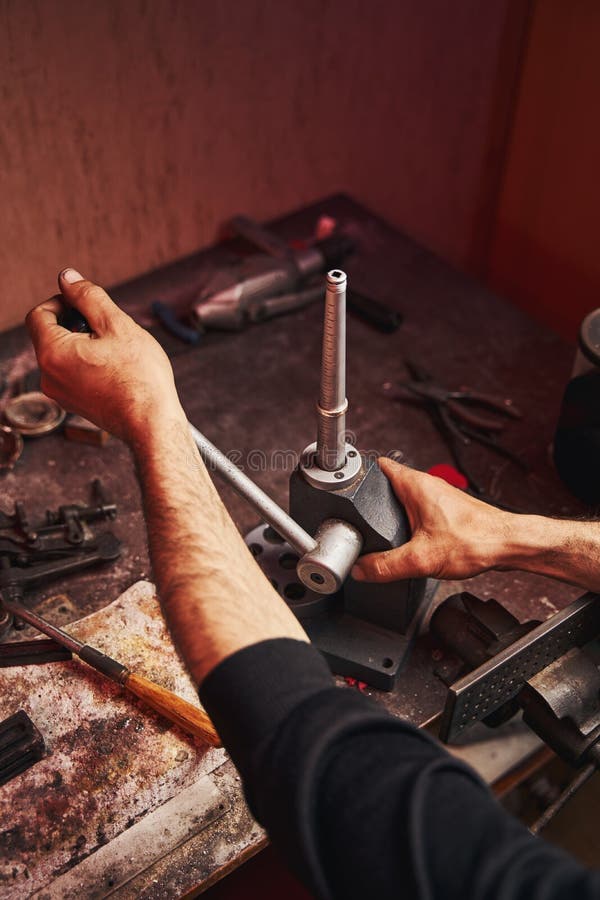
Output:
[316, 269, 348, 471]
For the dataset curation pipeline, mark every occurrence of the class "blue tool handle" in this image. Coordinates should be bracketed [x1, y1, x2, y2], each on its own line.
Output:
[152, 301, 202, 345]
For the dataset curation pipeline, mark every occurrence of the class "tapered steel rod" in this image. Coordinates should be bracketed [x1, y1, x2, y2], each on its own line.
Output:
[316, 270, 348, 471]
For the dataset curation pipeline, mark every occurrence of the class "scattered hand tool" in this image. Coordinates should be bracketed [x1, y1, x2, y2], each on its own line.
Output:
[0, 593, 220, 747]
[0, 478, 116, 549]
[224, 214, 401, 333]
[0, 480, 121, 639]
[383, 361, 527, 499]
[0, 480, 219, 746]
[191, 223, 354, 332]
[153, 214, 398, 338]
[0, 638, 71, 667]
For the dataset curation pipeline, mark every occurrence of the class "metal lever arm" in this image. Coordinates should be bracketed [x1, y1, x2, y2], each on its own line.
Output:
[189, 425, 316, 555]
[188, 425, 362, 593]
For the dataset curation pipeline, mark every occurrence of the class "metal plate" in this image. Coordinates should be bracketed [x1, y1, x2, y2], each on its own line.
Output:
[440, 593, 600, 743]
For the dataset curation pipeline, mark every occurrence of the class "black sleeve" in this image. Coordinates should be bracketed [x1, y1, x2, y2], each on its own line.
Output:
[200, 638, 600, 900]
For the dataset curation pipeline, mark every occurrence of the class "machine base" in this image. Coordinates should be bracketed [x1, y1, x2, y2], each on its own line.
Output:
[245, 522, 434, 690]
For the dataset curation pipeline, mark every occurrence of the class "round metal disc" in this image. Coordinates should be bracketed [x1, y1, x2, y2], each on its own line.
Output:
[299, 441, 362, 490]
[4, 392, 66, 436]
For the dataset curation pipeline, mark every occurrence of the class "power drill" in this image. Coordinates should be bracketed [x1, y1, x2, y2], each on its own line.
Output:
[191, 233, 354, 331]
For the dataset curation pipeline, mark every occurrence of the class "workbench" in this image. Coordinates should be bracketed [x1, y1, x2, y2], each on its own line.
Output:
[0, 195, 584, 897]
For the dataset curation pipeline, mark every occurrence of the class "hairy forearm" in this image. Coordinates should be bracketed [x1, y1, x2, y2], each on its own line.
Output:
[131, 409, 308, 685]
[495, 514, 600, 591]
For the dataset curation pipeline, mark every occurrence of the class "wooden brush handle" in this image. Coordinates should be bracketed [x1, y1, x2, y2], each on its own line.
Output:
[124, 672, 221, 747]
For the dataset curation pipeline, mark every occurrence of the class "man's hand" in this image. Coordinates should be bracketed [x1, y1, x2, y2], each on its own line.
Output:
[26, 267, 309, 683]
[351, 457, 512, 582]
[26, 268, 182, 443]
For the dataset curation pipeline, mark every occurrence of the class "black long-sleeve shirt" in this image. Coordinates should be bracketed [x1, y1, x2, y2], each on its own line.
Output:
[200, 638, 600, 900]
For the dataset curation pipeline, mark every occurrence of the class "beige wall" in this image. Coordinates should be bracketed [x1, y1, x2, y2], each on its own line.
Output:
[0, 0, 525, 332]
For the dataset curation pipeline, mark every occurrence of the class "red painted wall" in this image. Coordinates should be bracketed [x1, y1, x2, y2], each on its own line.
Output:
[488, 0, 600, 341]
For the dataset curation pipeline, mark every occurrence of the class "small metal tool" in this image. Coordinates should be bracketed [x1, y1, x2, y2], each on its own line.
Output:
[0, 531, 121, 640]
[383, 361, 527, 496]
[0, 593, 221, 747]
[0, 638, 72, 667]
[57, 303, 91, 333]
[0, 478, 116, 547]
[0, 481, 122, 640]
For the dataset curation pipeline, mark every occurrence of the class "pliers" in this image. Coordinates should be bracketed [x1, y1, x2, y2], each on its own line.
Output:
[382, 360, 528, 497]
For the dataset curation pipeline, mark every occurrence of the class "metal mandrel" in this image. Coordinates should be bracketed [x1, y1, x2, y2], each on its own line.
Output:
[316, 270, 348, 471]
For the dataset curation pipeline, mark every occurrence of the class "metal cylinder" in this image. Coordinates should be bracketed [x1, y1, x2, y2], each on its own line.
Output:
[188, 424, 317, 557]
[316, 270, 348, 471]
[296, 518, 363, 595]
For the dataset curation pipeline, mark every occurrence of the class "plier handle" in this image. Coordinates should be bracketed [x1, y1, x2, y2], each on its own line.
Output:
[403, 382, 520, 432]
[386, 358, 521, 433]
[382, 361, 528, 498]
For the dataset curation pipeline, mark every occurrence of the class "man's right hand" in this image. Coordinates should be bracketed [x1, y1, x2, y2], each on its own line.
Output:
[26, 268, 183, 443]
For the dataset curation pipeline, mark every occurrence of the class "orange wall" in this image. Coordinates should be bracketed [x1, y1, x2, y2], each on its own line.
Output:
[488, 0, 600, 341]
[0, 0, 527, 332]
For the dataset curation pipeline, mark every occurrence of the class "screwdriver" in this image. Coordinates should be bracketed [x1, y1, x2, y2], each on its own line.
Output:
[1, 593, 221, 747]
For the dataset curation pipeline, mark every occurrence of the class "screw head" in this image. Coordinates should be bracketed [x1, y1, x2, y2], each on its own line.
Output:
[334, 471, 344, 479]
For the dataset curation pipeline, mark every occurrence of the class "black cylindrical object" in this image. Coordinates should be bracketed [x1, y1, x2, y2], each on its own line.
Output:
[553, 309, 600, 505]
